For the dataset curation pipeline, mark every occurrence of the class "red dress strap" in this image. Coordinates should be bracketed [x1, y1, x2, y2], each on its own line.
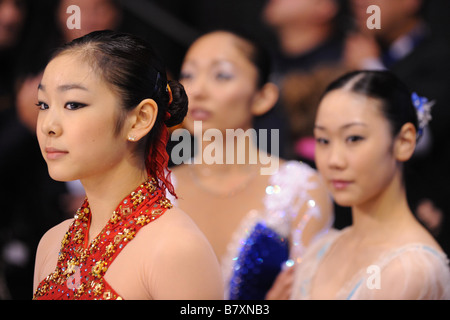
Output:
[34, 179, 172, 300]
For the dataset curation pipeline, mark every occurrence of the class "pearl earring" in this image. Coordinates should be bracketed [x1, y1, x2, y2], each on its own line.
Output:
[128, 135, 136, 141]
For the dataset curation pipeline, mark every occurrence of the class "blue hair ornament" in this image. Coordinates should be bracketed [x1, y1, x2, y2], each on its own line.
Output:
[411, 92, 434, 139]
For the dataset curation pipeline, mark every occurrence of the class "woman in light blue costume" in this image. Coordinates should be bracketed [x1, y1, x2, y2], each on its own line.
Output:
[291, 70, 450, 299]
[168, 30, 334, 300]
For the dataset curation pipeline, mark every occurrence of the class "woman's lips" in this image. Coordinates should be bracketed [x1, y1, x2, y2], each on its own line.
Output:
[45, 147, 68, 160]
[189, 108, 212, 121]
[331, 180, 353, 190]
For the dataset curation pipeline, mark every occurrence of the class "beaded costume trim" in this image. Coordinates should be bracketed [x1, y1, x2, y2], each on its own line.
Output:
[33, 178, 172, 300]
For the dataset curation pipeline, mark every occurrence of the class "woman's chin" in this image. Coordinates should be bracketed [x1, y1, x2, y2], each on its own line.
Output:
[47, 170, 76, 183]
[332, 195, 355, 208]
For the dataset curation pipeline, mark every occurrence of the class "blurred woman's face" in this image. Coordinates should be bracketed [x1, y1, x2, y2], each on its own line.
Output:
[0, 0, 26, 49]
[313, 89, 399, 207]
[179, 32, 261, 134]
[263, 0, 336, 28]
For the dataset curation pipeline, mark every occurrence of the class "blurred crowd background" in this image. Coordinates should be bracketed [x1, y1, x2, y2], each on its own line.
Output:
[1, 0, 449, 299]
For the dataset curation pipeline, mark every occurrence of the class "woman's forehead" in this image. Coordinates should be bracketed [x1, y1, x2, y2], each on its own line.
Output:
[42, 53, 101, 89]
[316, 89, 385, 127]
[186, 32, 253, 63]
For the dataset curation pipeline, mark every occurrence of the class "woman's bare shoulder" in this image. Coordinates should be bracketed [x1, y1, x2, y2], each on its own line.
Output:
[136, 206, 217, 266]
[405, 221, 444, 251]
[139, 206, 210, 247]
[133, 206, 224, 299]
[38, 219, 73, 249]
[34, 219, 73, 290]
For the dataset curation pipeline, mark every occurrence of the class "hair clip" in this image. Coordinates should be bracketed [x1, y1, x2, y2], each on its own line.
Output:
[411, 92, 434, 139]
[166, 83, 173, 106]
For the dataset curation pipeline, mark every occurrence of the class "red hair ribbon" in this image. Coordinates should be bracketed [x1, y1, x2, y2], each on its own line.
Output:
[145, 87, 176, 198]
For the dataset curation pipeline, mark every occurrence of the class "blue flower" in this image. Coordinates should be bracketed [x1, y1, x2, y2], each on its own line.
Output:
[411, 92, 433, 139]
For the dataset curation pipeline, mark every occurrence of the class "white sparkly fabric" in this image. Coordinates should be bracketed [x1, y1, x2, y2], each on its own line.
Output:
[169, 161, 333, 299]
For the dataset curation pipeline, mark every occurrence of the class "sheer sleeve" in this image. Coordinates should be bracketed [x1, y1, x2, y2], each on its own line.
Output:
[348, 245, 450, 300]
[290, 229, 342, 300]
[288, 165, 334, 263]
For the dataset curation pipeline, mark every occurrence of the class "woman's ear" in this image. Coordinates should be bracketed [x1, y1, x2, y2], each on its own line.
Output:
[394, 122, 417, 162]
[251, 82, 279, 116]
[127, 99, 158, 141]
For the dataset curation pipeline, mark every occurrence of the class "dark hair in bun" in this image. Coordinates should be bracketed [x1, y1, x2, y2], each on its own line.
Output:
[166, 80, 188, 128]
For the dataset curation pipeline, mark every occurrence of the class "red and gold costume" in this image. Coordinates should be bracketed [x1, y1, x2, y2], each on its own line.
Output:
[33, 178, 172, 300]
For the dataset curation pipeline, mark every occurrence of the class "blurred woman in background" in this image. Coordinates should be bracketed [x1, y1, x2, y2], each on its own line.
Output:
[170, 30, 334, 299]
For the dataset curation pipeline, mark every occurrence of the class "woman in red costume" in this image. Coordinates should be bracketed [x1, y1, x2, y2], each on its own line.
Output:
[32, 30, 223, 300]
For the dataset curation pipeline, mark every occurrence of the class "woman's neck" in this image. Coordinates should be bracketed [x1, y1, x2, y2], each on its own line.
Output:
[350, 173, 414, 243]
[189, 133, 264, 195]
[81, 162, 147, 242]
[193, 129, 262, 169]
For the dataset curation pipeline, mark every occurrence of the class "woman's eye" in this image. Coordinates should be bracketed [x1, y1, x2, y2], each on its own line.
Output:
[35, 102, 48, 110]
[65, 102, 87, 110]
[315, 137, 329, 145]
[346, 135, 364, 143]
[215, 72, 233, 81]
[179, 71, 193, 81]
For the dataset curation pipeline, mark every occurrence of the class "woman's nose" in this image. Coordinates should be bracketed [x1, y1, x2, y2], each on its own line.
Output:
[328, 142, 347, 170]
[39, 107, 62, 137]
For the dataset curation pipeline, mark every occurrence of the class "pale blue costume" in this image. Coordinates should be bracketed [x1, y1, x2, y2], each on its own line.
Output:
[291, 228, 450, 300]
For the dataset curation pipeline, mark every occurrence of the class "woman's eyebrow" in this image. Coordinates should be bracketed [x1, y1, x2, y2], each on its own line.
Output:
[314, 122, 368, 131]
[37, 83, 89, 92]
[341, 122, 367, 129]
[57, 83, 89, 92]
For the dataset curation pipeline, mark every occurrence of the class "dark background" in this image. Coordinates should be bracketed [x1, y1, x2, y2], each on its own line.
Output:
[1, 0, 449, 299]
